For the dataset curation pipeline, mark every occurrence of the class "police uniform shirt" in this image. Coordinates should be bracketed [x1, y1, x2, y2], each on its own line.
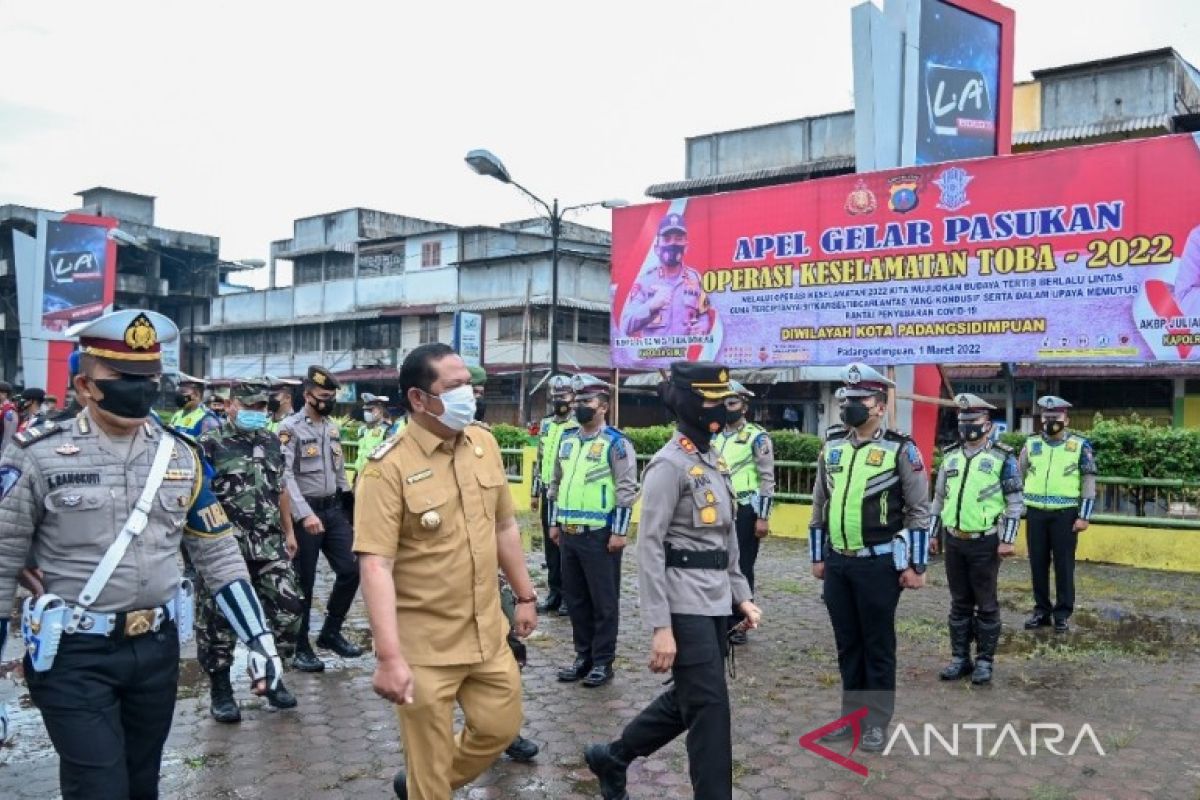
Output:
[621, 267, 712, 337]
[278, 408, 350, 518]
[353, 421, 514, 667]
[636, 431, 753, 630]
[930, 439, 1024, 538]
[0, 412, 247, 612]
[810, 425, 931, 537]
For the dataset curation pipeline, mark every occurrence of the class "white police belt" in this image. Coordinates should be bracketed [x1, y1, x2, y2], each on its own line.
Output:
[831, 541, 895, 558]
[72, 603, 177, 638]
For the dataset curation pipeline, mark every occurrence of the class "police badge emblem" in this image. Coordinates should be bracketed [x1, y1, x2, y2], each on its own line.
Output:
[933, 166, 973, 212]
[887, 175, 920, 214]
[865, 448, 885, 466]
[844, 180, 877, 216]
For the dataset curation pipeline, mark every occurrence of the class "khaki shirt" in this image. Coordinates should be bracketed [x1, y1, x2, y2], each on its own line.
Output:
[279, 409, 350, 519]
[353, 420, 514, 667]
[0, 411, 247, 613]
[636, 430, 753, 630]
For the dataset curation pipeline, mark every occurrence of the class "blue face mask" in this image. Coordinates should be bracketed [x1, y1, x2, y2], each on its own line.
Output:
[235, 409, 270, 430]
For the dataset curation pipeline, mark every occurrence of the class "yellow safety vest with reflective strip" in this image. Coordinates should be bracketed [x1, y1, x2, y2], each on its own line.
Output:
[171, 406, 215, 437]
[940, 446, 1007, 532]
[826, 436, 905, 551]
[1025, 434, 1084, 509]
[353, 424, 390, 476]
[539, 417, 580, 486]
[715, 423, 766, 499]
[556, 431, 616, 527]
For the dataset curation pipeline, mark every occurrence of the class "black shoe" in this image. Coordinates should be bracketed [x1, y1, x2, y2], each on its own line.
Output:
[1054, 618, 1070, 633]
[971, 658, 994, 685]
[860, 726, 886, 753]
[584, 743, 630, 800]
[536, 592, 562, 613]
[556, 604, 571, 616]
[940, 657, 974, 680]
[505, 735, 539, 762]
[818, 725, 853, 743]
[729, 629, 748, 646]
[582, 664, 614, 687]
[557, 657, 592, 682]
[317, 624, 364, 658]
[393, 770, 407, 799]
[940, 617, 975, 680]
[1024, 612, 1052, 629]
[292, 647, 326, 673]
[267, 680, 298, 709]
[208, 669, 241, 724]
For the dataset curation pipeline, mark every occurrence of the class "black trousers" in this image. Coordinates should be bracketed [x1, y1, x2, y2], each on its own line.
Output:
[732, 504, 759, 623]
[539, 489, 563, 597]
[822, 551, 903, 730]
[945, 534, 1001, 624]
[25, 625, 180, 800]
[1027, 507, 1078, 620]
[294, 504, 360, 642]
[560, 526, 622, 665]
[619, 614, 731, 800]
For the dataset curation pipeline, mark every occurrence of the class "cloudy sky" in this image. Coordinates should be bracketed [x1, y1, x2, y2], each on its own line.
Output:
[2, 0, 1196, 287]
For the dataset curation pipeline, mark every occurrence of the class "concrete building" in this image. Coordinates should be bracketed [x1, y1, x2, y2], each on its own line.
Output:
[0, 187, 244, 383]
[203, 208, 612, 424]
[640, 47, 1200, 432]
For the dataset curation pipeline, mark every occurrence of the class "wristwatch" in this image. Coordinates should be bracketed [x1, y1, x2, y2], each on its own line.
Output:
[912, 564, 927, 575]
[515, 594, 538, 605]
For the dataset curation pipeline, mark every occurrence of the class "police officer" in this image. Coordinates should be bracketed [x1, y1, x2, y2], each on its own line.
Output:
[0, 380, 18, 453]
[265, 374, 302, 434]
[353, 393, 394, 482]
[1021, 396, 1097, 633]
[548, 374, 636, 688]
[929, 394, 1023, 685]
[17, 387, 47, 432]
[353, 343, 538, 800]
[0, 309, 283, 799]
[279, 365, 363, 671]
[197, 378, 306, 721]
[171, 372, 220, 437]
[532, 374, 579, 614]
[586, 362, 761, 800]
[207, 388, 229, 423]
[620, 213, 716, 338]
[808, 363, 930, 752]
[713, 380, 775, 645]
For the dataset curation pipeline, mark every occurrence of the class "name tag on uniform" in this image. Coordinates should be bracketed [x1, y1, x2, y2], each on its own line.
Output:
[405, 469, 433, 485]
[164, 469, 195, 481]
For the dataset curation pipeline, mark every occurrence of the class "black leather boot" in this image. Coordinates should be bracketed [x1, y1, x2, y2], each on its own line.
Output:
[939, 617, 975, 680]
[584, 742, 631, 800]
[971, 619, 1002, 684]
[317, 616, 363, 658]
[292, 640, 326, 673]
[209, 668, 241, 724]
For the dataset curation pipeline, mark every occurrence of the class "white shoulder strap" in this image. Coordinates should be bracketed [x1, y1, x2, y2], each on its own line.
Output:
[65, 434, 177, 633]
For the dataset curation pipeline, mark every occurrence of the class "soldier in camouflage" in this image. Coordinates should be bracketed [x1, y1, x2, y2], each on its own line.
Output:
[197, 378, 304, 722]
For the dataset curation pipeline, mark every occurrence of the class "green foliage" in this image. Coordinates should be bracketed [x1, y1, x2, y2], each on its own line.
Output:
[491, 423, 533, 449]
[998, 432, 1028, 453]
[770, 431, 823, 463]
[1088, 414, 1200, 483]
[623, 424, 675, 456]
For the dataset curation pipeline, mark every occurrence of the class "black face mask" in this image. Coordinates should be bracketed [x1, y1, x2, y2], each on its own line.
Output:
[92, 378, 160, 420]
[959, 423, 987, 443]
[474, 400, 487, 422]
[725, 408, 744, 425]
[699, 404, 726, 435]
[574, 404, 597, 425]
[309, 397, 333, 416]
[173, 392, 190, 408]
[554, 401, 571, 417]
[1044, 419, 1065, 436]
[657, 243, 685, 268]
[267, 397, 281, 414]
[839, 401, 871, 429]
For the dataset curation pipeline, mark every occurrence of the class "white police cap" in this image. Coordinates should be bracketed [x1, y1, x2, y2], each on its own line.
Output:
[1036, 396, 1072, 412]
[571, 373, 612, 398]
[66, 309, 177, 376]
[729, 379, 755, 398]
[954, 393, 996, 413]
[837, 362, 894, 399]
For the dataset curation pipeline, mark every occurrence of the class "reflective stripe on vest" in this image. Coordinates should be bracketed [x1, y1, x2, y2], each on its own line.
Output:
[716, 424, 765, 497]
[539, 418, 579, 485]
[827, 439, 899, 551]
[556, 432, 615, 526]
[1025, 434, 1083, 509]
[172, 407, 211, 437]
[940, 448, 1006, 532]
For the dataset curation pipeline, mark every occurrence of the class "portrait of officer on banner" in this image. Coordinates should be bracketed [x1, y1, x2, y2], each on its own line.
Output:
[620, 212, 719, 341]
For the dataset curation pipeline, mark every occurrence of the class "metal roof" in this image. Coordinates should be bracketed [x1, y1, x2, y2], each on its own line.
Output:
[645, 156, 856, 200]
[1013, 114, 1173, 146]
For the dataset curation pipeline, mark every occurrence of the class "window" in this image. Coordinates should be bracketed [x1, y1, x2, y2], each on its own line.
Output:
[421, 241, 442, 268]
[498, 311, 524, 342]
[528, 308, 548, 339]
[296, 326, 321, 352]
[265, 328, 292, 354]
[553, 308, 575, 342]
[295, 259, 323, 285]
[326, 323, 355, 351]
[419, 315, 440, 344]
[241, 330, 264, 355]
[326, 253, 353, 280]
[577, 311, 610, 344]
[358, 320, 403, 349]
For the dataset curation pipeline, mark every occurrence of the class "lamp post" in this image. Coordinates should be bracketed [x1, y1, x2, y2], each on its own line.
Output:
[465, 148, 627, 376]
[107, 229, 264, 374]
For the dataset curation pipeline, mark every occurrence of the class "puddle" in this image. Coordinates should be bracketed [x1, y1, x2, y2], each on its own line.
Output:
[1001, 607, 1200, 660]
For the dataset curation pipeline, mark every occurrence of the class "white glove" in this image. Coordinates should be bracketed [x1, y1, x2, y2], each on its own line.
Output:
[246, 634, 283, 692]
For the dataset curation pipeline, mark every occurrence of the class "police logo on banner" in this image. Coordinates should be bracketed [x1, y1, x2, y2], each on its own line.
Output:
[933, 166, 974, 212]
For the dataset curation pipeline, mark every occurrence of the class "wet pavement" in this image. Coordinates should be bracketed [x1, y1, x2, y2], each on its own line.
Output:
[3, 519, 1200, 799]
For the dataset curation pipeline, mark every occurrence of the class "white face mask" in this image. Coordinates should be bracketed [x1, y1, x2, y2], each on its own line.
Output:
[363, 410, 379, 425]
[426, 385, 476, 432]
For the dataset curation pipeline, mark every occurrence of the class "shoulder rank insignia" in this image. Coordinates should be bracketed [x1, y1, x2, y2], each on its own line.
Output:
[13, 421, 63, 448]
[368, 433, 403, 462]
[678, 437, 696, 454]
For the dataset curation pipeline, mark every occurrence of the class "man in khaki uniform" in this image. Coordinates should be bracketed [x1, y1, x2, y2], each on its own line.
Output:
[355, 343, 538, 800]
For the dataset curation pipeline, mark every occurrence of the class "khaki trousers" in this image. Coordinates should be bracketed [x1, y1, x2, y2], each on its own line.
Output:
[396, 646, 523, 800]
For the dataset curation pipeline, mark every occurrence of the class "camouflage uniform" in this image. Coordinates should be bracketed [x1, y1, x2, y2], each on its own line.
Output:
[196, 419, 304, 670]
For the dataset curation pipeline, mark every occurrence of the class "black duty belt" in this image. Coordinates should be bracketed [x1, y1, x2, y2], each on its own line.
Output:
[665, 544, 729, 570]
[306, 494, 338, 511]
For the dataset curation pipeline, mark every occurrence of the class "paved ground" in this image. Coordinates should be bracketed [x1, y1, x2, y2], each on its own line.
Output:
[3, 515, 1200, 799]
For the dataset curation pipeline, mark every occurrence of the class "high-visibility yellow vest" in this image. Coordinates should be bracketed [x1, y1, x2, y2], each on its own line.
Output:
[538, 416, 579, 486]
[556, 430, 618, 527]
[940, 445, 1008, 532]
[825, 434, 908, 550]
[1025, 433, 1085, 509]
[714, 423, 767, 499]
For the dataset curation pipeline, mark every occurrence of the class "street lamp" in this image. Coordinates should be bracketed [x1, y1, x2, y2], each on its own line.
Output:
[465, 149, 627, 376]
[108, 229, 264, 374]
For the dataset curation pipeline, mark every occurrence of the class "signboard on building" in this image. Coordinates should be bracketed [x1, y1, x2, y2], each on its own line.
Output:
[454, 311, 483, 367]
[33, 213, 119, 336]
[610, 134, 1200, 369]
[335, 382, 357, 403]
